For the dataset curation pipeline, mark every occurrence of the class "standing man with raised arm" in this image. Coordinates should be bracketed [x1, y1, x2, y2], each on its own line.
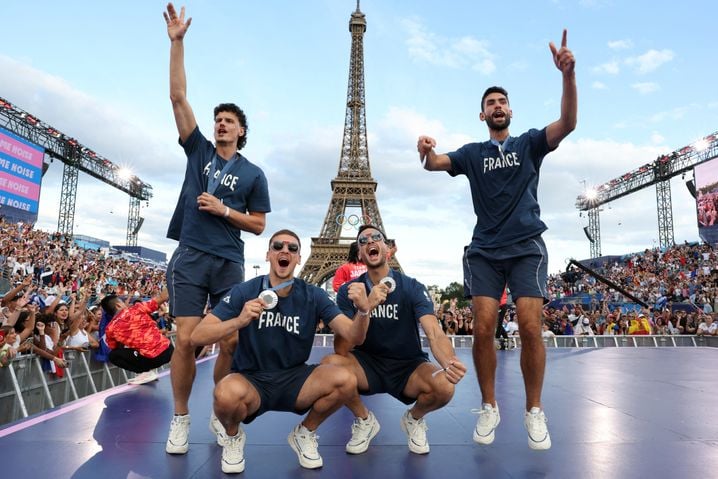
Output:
[162, 3, 271, 455]
[417, 30, 577, 450]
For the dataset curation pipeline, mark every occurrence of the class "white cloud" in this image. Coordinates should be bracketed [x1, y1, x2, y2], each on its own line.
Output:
[650, 131, 665, 145]
[592, 81, 607, 90]
[592, 60, 620, 75]
[608, 39, 633, 50]
[625, 49, 674, 74]
[401, 18, 495, 74]
[631, 82, 660, 94]
[0, 53, 702, 289]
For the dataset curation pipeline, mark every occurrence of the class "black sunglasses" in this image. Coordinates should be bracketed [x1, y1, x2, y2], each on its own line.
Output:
[357, 232, 384, 245]
[271, 240, 300, 253]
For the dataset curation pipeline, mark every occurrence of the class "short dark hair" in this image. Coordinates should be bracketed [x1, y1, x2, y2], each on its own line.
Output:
[356, 224, 387, 240]
[481, 86, 509, 110]
[100, 294, 122, 318]
[214, 103, 249, 151]
[269, 229, 301, 249]
[347, 242, 360, 262]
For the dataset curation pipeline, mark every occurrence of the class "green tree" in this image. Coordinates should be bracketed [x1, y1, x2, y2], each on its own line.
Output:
[440, 281, 470, 309]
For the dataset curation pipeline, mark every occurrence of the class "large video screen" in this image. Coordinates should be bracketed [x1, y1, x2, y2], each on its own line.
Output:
[695, 158, 718, 245]
[0, 126, 44, 223]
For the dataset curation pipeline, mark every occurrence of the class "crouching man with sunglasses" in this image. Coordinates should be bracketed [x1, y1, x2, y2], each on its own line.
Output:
[191, 229, 384, 474]
[323, 225, 467, 456]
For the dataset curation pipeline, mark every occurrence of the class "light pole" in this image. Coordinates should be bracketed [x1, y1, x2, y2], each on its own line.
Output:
[253, 265, 260, 277]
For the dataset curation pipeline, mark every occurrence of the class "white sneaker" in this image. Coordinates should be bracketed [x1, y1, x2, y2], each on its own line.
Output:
[472, 403, 500, 445]
[127, 369, 158, 385]
[400, 410, 429, 454]
[287, 424, 323, 469]
[165, 414, 190, 454]
[221, 426, 246, 474]
[524, 407, 551, 450]
[346, 411, 381, 454]
[209, 412, 227, 446]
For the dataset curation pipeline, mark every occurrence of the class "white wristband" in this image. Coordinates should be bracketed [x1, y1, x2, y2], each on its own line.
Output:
[357, 309, 370, 317]
[224, 206, 230, 218]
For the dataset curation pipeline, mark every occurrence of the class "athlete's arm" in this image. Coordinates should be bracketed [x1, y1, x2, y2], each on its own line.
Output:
[545, 29, 577, 150]
[417, 136, 452, 171]
[419, 313, 467, 384]
[164, 3, 197, 143]
[224, 210, 267, 235]
[191, 298, 264, 346]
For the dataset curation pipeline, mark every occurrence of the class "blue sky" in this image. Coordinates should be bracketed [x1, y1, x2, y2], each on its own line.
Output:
[1, 0, 716, 288]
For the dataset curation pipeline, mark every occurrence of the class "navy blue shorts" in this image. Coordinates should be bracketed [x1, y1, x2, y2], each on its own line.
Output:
[352, 349, 428, 405]
[166, 244, 245, 317]
[462, 235, 548, 301]
[239, 364, 318, 424]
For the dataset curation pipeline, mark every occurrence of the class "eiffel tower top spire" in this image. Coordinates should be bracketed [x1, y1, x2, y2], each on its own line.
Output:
[298, 4, 401, 285]
[340, 0, 370, 180]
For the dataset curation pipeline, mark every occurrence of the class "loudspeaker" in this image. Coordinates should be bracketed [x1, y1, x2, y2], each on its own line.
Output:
[133, 217, 145, 235]
[583, 226, 594, 243]
[686, 179, 697, 199]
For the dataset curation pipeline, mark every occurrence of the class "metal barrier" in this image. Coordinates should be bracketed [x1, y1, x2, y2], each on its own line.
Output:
[0, 333, 219, 428]
[2, 334, 715, 428]
[314, 334, 718, 349]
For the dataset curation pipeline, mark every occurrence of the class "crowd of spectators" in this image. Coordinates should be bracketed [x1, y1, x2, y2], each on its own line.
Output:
[0, 219, 171, 371]
[2, 219, 717, 371]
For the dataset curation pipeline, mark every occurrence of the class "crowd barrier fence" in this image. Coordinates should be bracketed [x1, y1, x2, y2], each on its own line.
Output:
[1, 333, 716, 428]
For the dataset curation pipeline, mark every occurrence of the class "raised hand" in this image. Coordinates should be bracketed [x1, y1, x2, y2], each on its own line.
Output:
[549, 29, 575, 76]
[417, 135, 437, 162]
[163, 3, 192, 41]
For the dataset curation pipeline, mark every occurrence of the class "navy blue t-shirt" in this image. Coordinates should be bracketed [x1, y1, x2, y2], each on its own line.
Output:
[212, 276, 342, 372]
[166, 127, 271, 263]
[336, 271, 434, 361]
[447, 128, 550, 248]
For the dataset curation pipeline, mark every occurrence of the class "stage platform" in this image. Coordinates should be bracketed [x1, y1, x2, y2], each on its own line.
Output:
[1, 347, 716, 478]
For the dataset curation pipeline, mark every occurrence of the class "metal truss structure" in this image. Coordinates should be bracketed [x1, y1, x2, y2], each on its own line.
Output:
[576, 131, 718, 255]
[0, 96, 152, 244]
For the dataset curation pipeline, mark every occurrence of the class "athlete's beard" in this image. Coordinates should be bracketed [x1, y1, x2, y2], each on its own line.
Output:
[485, 114, 511, 132]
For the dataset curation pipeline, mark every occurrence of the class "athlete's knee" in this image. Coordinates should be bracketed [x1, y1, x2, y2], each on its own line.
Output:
[214, 377, 249, 406]
[474, 319, 497, 338]
[320, 353, 349, 367]
[432, 379, 455, 405]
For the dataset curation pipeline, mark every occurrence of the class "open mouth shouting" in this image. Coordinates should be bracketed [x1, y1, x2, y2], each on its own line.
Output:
[277, 256, 291, 268]
[367, 244, 381, 262]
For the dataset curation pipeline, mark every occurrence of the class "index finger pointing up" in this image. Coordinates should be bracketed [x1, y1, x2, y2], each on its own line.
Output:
[561, 29, 568, 48]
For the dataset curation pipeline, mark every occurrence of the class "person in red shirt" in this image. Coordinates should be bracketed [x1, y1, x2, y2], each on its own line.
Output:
[332, 242, 367, 293]
[100, 289, 173, 374]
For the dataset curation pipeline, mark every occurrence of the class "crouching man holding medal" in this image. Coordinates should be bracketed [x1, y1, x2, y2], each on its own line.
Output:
[324, 225, 467, 457]
[191, 229, 384, 474]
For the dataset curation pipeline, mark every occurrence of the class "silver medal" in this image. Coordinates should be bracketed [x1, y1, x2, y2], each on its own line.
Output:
[258, 289, 279, 309]
[381, 276, 396, 293]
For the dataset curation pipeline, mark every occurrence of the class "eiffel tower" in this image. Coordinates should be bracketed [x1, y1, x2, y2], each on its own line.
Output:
[299, 1, 400, 285]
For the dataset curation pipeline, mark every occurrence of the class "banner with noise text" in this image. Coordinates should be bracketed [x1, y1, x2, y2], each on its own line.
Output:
[0, 126, 45, 224]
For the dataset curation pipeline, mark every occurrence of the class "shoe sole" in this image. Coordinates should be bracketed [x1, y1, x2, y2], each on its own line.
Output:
[288, 433, 323, 469]
[528, 435, 552, 450]
[345, 422, 381, 454]
[127, 374, 158, 385]
[400, 419, 429, 454]
[473, 429, 496, 445]
[221, 456, 245, 474]
[165, 442, 188, 454]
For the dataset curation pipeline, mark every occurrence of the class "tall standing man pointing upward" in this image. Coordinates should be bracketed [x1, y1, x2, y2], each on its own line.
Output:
[162, 3, 271, 455]
[417, 29, 577, 450]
